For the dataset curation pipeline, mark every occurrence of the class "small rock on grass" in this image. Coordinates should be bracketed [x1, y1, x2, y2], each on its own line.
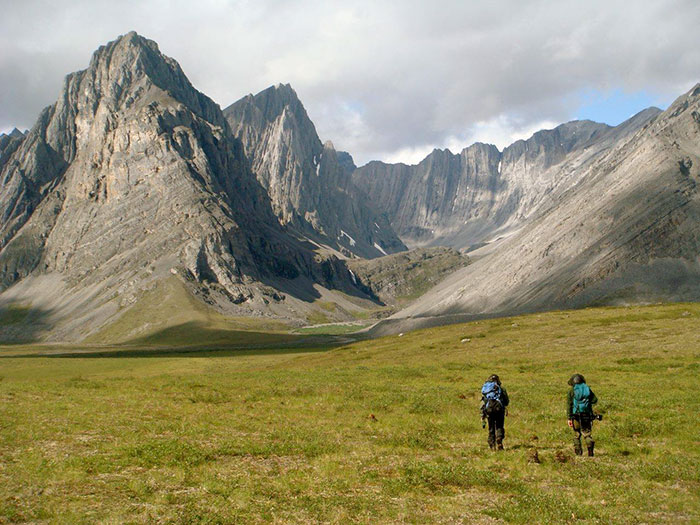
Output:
[554, 450, 570, 463]
[528, 449, 541, 463]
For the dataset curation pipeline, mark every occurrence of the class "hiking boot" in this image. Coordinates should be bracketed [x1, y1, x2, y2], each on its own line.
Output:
[574, 446, 583, 456]
[497, 442, 504, 451]
[587, 444, 594, 457]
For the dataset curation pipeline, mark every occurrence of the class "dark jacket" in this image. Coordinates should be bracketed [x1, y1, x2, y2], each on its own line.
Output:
[567, 385, 598, 419]
[499, 387, 510, 408]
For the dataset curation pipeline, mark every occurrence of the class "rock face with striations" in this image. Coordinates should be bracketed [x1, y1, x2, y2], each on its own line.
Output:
[372, 85, 700, 335]
[224, 84, 406, 259]
[0, 129, 27, 171]
[353, 110, 661, 249]
[0, 32, 371, 340]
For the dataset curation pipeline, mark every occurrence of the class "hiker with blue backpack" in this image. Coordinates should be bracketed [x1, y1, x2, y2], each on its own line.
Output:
[567, 373, 601, 456]
[480, 374, 509, 450]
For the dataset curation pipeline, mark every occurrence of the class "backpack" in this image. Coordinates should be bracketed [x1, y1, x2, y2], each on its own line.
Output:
[481, 381, 503, 415]
[572, 383, 591, 414]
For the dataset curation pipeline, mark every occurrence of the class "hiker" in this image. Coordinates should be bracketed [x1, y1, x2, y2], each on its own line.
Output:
[567, 373, 599, 456]
[480, 374, 509, 450]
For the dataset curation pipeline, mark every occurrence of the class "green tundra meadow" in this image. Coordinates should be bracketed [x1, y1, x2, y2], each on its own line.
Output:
[1, 303, 699, 523]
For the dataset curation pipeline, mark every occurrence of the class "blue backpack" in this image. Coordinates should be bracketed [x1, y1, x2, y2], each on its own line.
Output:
[482, 381, 503, 414]
[572, 383, 591, 414]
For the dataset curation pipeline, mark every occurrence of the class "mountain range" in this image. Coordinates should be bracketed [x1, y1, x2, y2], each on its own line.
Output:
[0, 31, 698, 342]
[371, 88, 700, 334]
[352, 109, 662, 250]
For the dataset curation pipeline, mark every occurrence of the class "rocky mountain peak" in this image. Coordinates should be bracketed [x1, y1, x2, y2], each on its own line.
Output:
[88, 31, 171, 82]
[241, 82, 311, 129]
[75, 31, 224, 127]
[502, 120, 610, 166]
[633, 106, 663, 121]
[335, 150, 357, 174]
[224, 82, 322, 167]
[6, 128, 25, 139]
[459, 142, 501, 162]
[379, 82, 700, 334]
[224, 84, 406, 258]
[654, 83, 700, 126]
[0, 129, 27, 174]
[0, 30, 266, 291]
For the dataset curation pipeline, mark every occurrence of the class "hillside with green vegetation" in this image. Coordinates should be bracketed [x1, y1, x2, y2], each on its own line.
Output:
[83, 277, 294, 347]
[346, 247, 469, 306]
[1, 303, 699, 523]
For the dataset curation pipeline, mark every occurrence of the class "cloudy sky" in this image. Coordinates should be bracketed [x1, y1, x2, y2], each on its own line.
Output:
[1, 0, 699, 165]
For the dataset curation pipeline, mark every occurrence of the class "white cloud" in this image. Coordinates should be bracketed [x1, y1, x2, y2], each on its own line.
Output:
[1, 0, 699, 166]
[467, 117, 562, 150]
[384, 145, 437, 166]
[377, 116, 561, 165]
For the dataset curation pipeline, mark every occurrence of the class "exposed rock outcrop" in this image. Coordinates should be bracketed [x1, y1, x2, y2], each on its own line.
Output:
[0, 129, 26, 171]
[1, 31, 697, 342]
[224, 84, 406, 258]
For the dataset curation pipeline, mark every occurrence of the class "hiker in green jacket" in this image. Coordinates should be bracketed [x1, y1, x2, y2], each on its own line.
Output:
[567, 373, 599, 456]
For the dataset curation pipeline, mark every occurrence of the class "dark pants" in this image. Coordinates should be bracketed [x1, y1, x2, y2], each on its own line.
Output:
[572, 415, 594, 454]
[487, 409, 505, 449]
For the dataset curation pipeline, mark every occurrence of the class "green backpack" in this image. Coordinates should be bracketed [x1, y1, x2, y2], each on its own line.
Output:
[572, 383, 591, 414]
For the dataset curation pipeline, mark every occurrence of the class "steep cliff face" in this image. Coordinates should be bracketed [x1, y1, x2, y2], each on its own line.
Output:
[353, 112, 661, 249]
[0, 32, 371, 340]
[353, 143, 504, 247]
[224, 84, 406, 258]
[372, 86, 700, 334]
[0, 129, 26, 171]
[0, 32, 267, 289]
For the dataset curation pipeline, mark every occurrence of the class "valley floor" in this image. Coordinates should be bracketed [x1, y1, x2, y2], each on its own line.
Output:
[1, 304, 699, 523]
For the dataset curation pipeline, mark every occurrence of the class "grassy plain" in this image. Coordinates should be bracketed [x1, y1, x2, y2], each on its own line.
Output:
[1, 303, 699, 523]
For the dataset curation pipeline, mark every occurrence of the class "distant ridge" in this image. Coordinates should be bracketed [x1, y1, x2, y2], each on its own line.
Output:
[352, 110, 662, 250]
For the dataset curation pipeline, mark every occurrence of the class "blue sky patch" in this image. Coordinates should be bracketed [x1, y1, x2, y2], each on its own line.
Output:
[575, 89, 673, 126]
